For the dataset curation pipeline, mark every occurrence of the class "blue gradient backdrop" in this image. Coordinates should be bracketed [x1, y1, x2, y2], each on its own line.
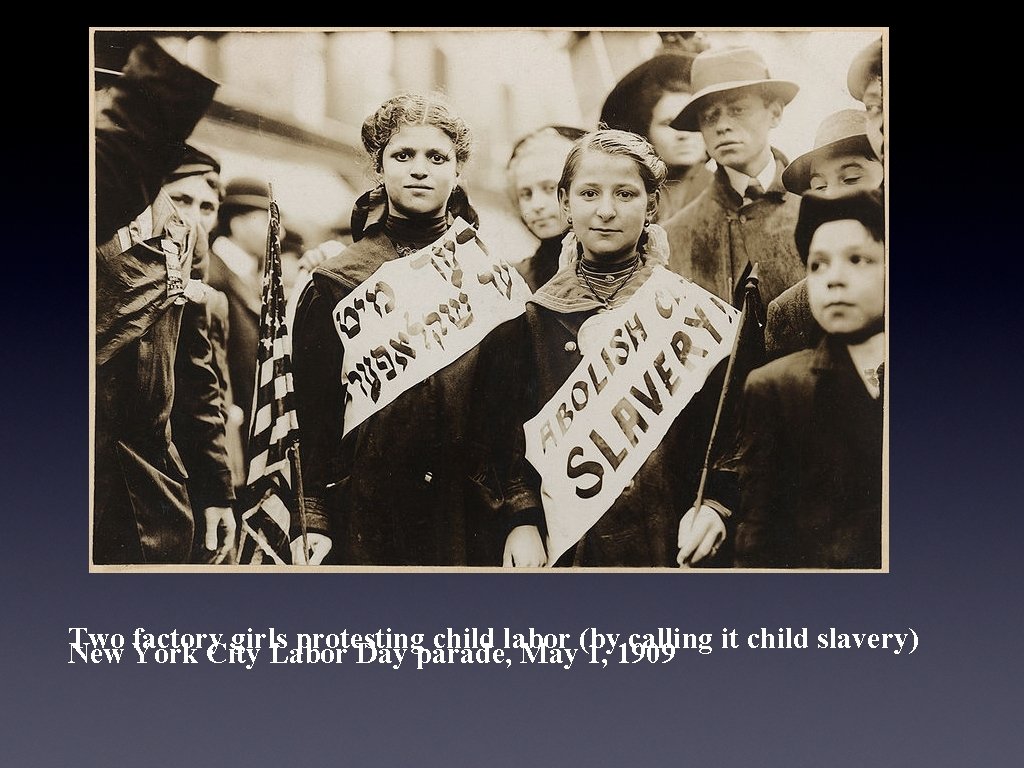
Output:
[1, 32, 1020, 767]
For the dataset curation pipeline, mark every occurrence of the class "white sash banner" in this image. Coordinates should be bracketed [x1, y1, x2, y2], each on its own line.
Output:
[334, 218, 531, 436]
[523, 266, 740, 565]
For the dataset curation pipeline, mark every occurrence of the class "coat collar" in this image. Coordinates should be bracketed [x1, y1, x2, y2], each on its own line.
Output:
[311, 230, 399, 292]
[531, 223, 672, 314]
[810, 334, 885, 409]
[529, 258, 659, 315]
[810, 334, 844, 373]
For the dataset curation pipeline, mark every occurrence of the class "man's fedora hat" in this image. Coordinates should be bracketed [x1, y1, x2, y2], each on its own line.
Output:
[669, 46, 799, 131]
[847, 36, 883, 101]
[782, 110, 875, 194]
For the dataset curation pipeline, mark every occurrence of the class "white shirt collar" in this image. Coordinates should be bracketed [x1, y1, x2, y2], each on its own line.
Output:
[723, 152, 777, 199]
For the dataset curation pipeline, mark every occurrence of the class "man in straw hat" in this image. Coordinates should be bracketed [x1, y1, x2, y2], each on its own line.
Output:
[766, 110, 884, 360]
[662, 45, 805, 307]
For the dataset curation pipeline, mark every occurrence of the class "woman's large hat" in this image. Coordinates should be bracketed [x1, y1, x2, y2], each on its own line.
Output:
[782, 110, 875, 194]
[669, 47, 799, 132]
[600, 53, 697, 137]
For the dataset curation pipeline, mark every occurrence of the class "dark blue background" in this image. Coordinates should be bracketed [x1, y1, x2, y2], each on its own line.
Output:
[2, 29, 1020, 767]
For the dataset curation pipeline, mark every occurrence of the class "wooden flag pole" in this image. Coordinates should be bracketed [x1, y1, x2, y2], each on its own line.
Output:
[289, 442, 310, 565]
[685, 264, 761, 546]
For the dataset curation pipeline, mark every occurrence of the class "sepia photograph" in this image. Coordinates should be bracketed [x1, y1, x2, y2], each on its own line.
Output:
[90, 26, 888, 572]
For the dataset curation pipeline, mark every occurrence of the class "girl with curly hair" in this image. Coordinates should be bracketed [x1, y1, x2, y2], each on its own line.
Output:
[290, 92, 521, 566]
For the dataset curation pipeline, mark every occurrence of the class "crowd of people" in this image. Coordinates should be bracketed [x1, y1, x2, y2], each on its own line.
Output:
[93, 31, 886, 569]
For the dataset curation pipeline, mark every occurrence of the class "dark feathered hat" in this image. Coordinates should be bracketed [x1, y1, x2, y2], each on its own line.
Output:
[600, 53, 698, 138]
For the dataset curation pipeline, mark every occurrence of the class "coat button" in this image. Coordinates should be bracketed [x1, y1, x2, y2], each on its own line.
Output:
[564, 341, 577, 353]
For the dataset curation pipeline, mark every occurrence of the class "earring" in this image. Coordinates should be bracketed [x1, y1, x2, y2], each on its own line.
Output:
[566, 215, 573, 225]
[644, 218, 651, 228]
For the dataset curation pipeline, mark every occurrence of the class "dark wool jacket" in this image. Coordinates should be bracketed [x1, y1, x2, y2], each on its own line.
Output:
[515, 234, 564, 293]
[291, 229, 511, 567]
[170, 234, 237, 513]
[657, 161, 715, 224]
[483, 260, 738, 568]
[764, 278, 823, 362]
[93, 38, 220, 564]
[207, 240, 262, 459]
[663, 148, 805, 308]
[733, 336, 884, 569]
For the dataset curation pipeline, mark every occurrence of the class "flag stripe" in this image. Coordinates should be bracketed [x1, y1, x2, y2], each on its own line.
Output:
[237, 196, 303, 566]
[258, 339, 290, 385]
[245, 451, 292, 487]
[252, 403, 298, 439]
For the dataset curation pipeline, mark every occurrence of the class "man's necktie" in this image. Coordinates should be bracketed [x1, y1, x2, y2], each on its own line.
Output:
[743, 179, 765, 205]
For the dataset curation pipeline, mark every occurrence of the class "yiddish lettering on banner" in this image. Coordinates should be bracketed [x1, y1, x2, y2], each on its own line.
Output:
[333, 218, 531, 436]
[524, 266, 740, 565]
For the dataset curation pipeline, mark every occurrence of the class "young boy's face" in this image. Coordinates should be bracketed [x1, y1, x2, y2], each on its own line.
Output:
[697, 90, 782, 176]
[806, 219, 885, 336]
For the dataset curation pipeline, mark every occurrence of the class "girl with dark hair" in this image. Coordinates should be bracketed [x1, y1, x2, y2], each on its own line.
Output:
[290, 92, 527, 566]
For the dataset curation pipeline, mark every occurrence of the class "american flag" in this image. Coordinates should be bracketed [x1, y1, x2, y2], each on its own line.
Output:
[237, 194, 303, 565]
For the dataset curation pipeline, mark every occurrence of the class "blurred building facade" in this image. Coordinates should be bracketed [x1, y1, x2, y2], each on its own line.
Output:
[170, 29, 587, 258]
[99, 27, 884, 257]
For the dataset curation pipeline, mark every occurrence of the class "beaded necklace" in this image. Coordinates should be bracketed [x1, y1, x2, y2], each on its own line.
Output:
[576, 253, 642, 306]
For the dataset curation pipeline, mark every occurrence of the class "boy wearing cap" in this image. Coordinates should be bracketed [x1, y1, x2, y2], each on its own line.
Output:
[164, 147, 248, 563]
[662, 46, 805, 307]
[765, 109, 884, 360]
[733, 189, 885, 569]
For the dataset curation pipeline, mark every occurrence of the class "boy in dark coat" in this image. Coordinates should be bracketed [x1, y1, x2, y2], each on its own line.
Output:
[733, 190, 885, 569]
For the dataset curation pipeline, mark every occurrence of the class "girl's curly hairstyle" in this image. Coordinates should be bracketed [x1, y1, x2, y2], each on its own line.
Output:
[361, 92, 473, 174]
